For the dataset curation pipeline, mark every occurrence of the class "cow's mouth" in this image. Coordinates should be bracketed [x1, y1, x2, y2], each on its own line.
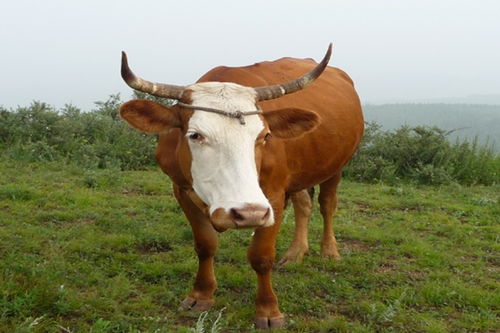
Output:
[210, 205, 273, 232]
[212, 223, 230, 233]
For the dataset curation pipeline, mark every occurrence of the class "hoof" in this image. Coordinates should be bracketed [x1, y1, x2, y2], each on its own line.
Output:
[320, 243, 341, 259]
[255, 316, 285, 329]
[278, 246, 308, 266]
[321, 249, 341, 260]
[179, 297, 214, 312]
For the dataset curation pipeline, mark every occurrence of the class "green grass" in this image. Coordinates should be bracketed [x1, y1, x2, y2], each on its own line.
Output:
[0, 160, 498, 332]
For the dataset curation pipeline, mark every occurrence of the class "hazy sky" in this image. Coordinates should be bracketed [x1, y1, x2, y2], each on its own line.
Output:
[1, 0, 499, 110]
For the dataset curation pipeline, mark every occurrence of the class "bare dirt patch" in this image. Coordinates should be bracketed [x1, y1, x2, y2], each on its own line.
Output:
[341, 239, 371, 252]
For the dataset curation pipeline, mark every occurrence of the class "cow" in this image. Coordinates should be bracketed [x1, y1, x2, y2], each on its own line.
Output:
[119, 44, 364, 329]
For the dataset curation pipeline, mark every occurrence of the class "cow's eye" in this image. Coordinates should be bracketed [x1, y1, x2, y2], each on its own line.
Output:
[256, 132, 271, 146]
[187, 131, 204, 142]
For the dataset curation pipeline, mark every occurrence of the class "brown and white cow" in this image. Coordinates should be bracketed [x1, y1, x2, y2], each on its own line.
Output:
[119, 44, 364, 329]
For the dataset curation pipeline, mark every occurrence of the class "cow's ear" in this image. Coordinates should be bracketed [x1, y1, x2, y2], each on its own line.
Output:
[263, 108, 320, 139]
[120, 100, 181, 133]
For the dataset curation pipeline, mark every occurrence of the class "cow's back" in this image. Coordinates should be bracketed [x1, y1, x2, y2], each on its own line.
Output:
[198, 57, 364, 192]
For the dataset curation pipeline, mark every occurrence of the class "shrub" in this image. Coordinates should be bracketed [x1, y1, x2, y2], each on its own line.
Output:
[1, 98, 498, 185]
[0, 95, 158, 170]
[344, 122, 500, 185]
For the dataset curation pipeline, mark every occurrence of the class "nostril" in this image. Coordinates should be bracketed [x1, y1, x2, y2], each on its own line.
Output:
[263, 208, 270, 220]
[230, 208, 245, 221]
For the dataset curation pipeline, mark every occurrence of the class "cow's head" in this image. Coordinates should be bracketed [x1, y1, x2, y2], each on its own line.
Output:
[119, 45, 331, 232]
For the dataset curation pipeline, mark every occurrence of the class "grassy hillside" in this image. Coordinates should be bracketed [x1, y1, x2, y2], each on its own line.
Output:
[363, 103, 500, 149]
[1, 160, 498, 332]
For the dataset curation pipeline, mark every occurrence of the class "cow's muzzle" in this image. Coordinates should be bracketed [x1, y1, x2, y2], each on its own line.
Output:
[210, 204, 273, 232]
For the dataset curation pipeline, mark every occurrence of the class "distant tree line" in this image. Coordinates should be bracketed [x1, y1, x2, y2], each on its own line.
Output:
[1, 95, 498, 185]
[363, 103, 500, 150]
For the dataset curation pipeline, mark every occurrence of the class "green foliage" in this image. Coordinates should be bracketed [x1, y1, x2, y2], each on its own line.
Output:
[132, 90, 176, 107]
[344, 122, 500, 185]
[0, 95, 157, 170]
[1, 98, 498, 185]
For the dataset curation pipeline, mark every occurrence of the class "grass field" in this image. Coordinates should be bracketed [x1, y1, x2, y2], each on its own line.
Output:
[0, 160, 498, 332]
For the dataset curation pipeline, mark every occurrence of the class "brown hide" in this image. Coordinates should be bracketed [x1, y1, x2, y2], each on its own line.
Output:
[198, 58, 364, 192]
[156, 58, 364, 196]
[133, 54, 363, 329]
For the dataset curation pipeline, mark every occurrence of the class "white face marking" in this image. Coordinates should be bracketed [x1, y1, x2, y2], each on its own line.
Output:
[186, 82, 273, 221]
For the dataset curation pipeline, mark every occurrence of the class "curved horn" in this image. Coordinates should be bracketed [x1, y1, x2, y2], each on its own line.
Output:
[121, 51, 185, 100]
[254, 43, 332, 101]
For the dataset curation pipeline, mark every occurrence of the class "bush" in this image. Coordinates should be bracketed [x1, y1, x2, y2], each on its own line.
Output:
[0, 95, 158, 170]
[1, 98, 498, 185]
[344, 122, 500, 185]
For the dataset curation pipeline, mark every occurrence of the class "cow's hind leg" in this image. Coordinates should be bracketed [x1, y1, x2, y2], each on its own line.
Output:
[278, 189, 312, 265]
[174, 186, 218, 312]
[318, 174, 342, 259]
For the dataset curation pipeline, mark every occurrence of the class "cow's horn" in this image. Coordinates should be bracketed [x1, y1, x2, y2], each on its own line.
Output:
[121, 51, 185, 99]
[254, 43, 332, 101]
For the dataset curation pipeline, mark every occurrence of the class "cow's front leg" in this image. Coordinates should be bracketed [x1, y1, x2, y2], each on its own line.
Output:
[174, 186, 218, 312]
[248, 202, 285, 329]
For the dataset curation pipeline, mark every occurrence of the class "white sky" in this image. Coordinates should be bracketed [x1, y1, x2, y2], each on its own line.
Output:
[1, 0, 499, 110]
